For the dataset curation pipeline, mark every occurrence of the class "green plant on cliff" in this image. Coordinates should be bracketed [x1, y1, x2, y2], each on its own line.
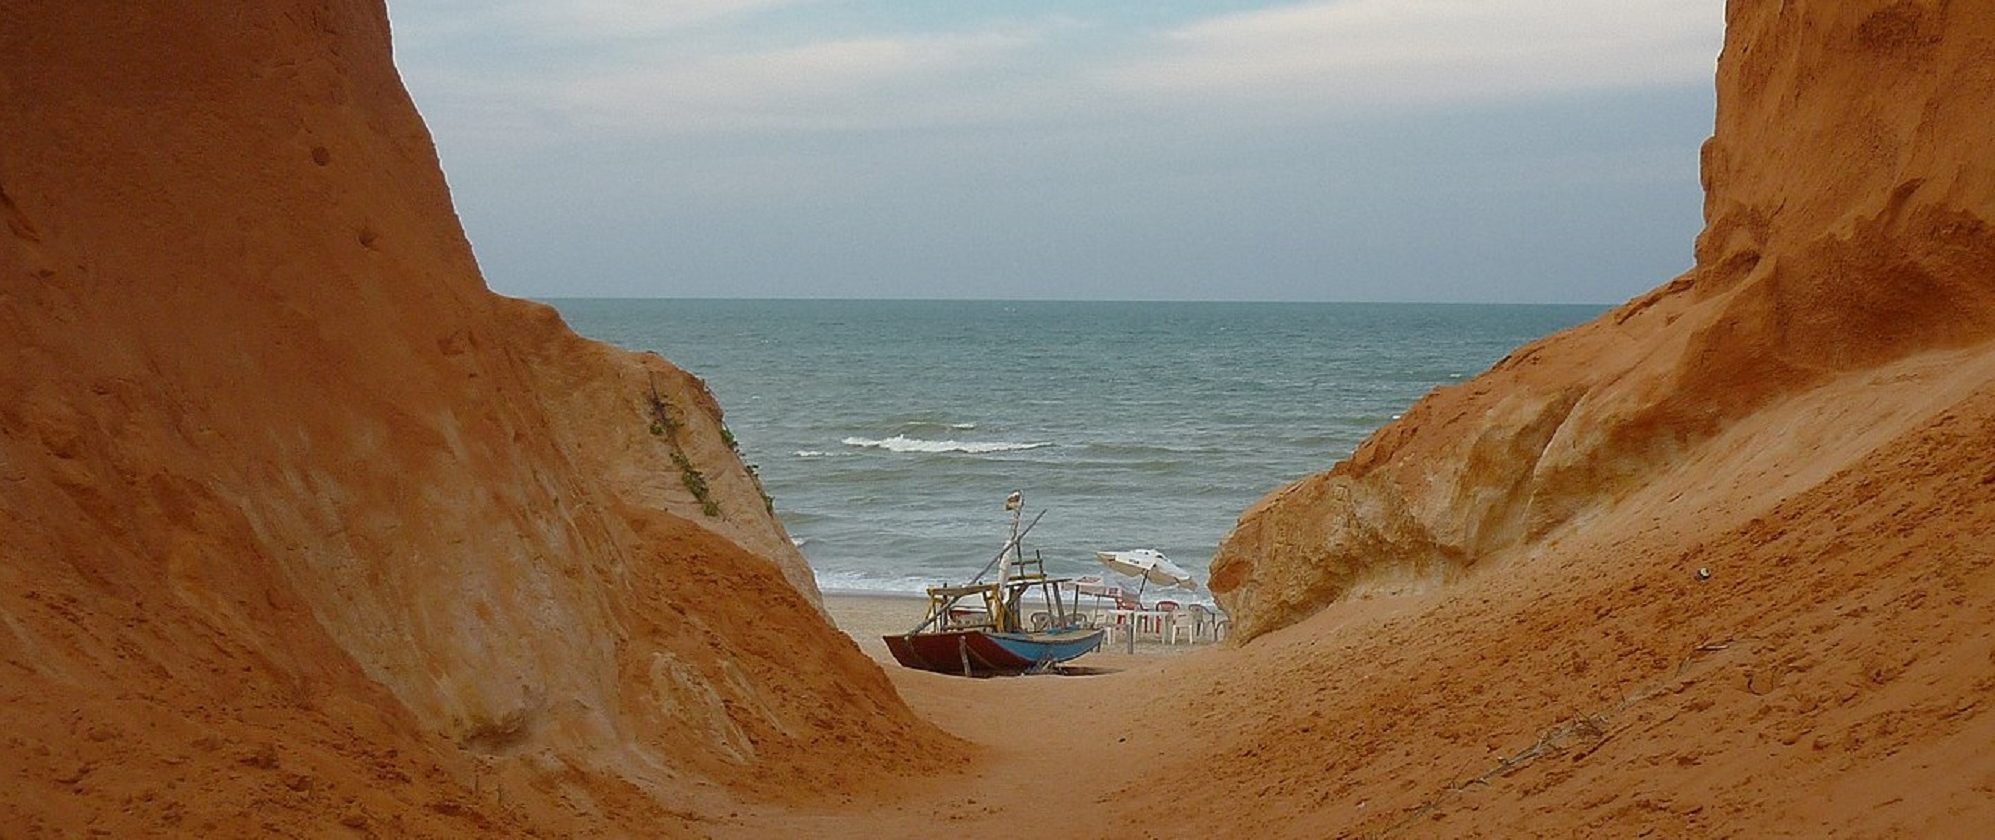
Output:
[672, 450, 721, 518]
[725, 424, 770, 513]
[746, 463, 773, 514]
[645, 379, 718, 518]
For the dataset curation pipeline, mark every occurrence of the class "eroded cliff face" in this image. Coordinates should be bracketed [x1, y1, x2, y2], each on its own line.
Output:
[0, 3, 954, 835]
[1212, 0, 1995, 641]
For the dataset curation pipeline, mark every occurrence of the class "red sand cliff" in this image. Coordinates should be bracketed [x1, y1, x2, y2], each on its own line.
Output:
[1212, 0, 1995, 641]
[0, 3, 956, 836]
[1168, 2, 1995, 832]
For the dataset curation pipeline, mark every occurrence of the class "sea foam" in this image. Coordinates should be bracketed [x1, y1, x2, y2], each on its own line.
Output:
[897, 420, 979, 432]
[841, 434, 1053, 455]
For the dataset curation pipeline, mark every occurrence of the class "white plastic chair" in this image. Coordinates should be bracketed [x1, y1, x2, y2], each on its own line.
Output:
[1165, 614, 1194, 644]
[1185, 604, 1215, 642]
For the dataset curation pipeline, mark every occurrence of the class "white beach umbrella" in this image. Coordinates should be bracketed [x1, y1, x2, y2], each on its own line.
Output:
[1094, 549, 1198, 591]
[1095, 549, 1196, 654]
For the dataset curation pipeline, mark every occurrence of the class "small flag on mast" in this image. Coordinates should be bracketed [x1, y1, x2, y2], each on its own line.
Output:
[1004, 490, 1022, 511]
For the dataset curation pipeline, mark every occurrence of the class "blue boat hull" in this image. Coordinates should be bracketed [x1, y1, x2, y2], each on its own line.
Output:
[984, 630, 1106, 668]
[884, 627, 1105, 676]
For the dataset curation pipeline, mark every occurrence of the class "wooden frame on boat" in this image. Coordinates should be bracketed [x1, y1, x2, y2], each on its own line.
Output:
[883, 493, 1105, 676]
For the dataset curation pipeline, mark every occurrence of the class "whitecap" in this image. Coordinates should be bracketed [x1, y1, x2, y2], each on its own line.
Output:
[794, 450, 836, 458]
[812, 569, 945, 596]
[841, 434, 1053, 455]
[895, 420, 980, 432]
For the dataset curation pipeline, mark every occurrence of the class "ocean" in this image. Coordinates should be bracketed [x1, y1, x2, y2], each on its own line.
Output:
[546, 299, 1602, 599]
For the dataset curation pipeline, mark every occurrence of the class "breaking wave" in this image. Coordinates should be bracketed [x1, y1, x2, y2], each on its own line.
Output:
[897, 420, 979, 433]
[841, 435, 1053, 455]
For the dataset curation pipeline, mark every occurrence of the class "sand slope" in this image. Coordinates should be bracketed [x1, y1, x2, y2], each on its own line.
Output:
[0, 3, 956, 836]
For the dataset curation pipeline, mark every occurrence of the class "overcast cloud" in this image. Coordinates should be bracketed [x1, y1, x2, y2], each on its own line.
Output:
[388, 1, 1725, 303]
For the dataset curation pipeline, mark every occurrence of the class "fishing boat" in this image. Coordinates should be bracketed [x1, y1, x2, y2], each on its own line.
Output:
[883, 491, 1105, 676]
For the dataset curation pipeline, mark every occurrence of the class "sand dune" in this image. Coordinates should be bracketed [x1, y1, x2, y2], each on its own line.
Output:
[2, 0, 1991, 837]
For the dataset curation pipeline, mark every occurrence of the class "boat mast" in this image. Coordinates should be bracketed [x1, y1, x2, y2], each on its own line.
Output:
[998, 490, 1022, 626]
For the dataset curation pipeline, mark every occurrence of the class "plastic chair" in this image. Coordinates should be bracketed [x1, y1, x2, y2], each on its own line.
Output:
[1103, 593, 1146, 641]
[1155, 601, 1186, 644]
[1186, 604, 1215, 642]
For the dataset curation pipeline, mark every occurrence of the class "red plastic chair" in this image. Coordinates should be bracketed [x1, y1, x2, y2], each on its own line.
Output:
[1106, 593, 1145, 643]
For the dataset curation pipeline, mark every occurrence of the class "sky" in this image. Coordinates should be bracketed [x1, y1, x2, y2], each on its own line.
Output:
[386, 1, 1726, 304]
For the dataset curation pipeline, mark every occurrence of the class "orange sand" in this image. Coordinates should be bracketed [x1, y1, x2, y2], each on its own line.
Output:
[4, 0, 1993, 837]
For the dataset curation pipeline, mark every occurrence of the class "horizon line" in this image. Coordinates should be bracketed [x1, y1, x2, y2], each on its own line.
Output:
[514, 294, 1623, 307]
